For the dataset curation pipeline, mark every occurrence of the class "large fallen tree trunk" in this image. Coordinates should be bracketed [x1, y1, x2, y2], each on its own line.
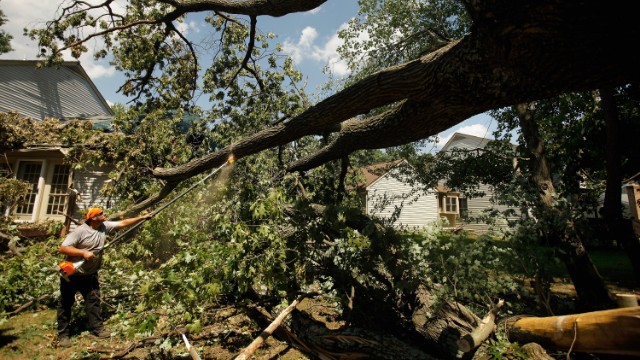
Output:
[281, 309, 439, 360]
[277, 204, 483, 359]
[241, 203, 640, 359]
[504, 306, 640, 357]
[271, 301, 640, 359]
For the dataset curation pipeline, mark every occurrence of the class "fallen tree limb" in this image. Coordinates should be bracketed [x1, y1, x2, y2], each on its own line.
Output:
[89, 336, 163, 358]
[457, 299, 504, 354]
[234, 293, 307, 360]
[3, 294, 51, 317]
[504, 306, 640, 357]
[0, 231, 25, 256]
[181, 333, 202, 360]
[0, 231, 12, 242]
[283, 309, 440, 359]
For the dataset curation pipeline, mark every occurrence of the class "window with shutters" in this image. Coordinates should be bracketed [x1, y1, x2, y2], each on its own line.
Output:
[459, 197, 468, 219]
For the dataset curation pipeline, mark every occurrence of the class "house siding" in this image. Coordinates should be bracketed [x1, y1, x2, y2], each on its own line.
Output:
[73, 167, 114, 215]
[441, 133, 520, 234]
[1, 60, 117, 227]
[366, 167, 439, 229]
[0, 60, 113, 120]
[461, 183, 519, 233]
[441, 133, 490, 152]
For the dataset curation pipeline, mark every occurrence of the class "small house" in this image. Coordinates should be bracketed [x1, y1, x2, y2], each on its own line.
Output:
[0, 59, 115, 227]
[357, 132, 521, 233]
[439, 132, 520, 233]
[357, 159, 462, 229]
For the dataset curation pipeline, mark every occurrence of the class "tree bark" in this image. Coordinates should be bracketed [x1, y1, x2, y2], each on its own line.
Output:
[504, 306, 640, 357]
[516, 103, 615, 310]
[281, 309, 439, 360]
[152, 0, 640, 183]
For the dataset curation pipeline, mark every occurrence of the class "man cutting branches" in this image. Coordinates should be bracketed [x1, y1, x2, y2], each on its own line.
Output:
[56, 208, 152, 348]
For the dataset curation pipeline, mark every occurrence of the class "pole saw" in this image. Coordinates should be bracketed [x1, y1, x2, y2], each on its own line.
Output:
[57, 155, 235, 281]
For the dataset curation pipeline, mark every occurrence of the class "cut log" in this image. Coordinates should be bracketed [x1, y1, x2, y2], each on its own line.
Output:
[505, 306, 640, 356]
[235, 294, 306, 360]
[615, 293, 638, 308]
[457, 299, 504, 353]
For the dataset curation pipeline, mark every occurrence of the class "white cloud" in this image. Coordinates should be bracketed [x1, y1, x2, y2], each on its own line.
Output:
[311, 31, 349, 76]
[0, 0, 119, 79]
[283, 26, 318, 64]
[175, 20, 200, 35]
[282, 23, 351, 77]
[299, 26, 319, 48]
[0, 0, 55, 60]
[79, 53, 116, 78]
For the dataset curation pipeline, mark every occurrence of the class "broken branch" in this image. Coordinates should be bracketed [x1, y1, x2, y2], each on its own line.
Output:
[234, 293, 307, 360]
[457, 299, 504, 353]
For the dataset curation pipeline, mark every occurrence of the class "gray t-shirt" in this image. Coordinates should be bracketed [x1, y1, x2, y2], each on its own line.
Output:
[61, 221, 119, 275]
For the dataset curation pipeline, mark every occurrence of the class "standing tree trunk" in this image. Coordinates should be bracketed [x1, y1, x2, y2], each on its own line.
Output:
[599, 87, 640, 286]
[516, 103, 615, 310]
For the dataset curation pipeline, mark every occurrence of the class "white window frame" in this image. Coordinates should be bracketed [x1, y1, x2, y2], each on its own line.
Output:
[13, 159, 47, 222]
[441, 195, 459, 214]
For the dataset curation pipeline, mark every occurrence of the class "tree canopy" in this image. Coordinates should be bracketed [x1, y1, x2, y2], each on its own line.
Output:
[27, 0, 640, 214]
[0, 3, 13, 54]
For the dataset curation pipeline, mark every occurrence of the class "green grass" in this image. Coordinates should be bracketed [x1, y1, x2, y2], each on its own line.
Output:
[589, 248, 636, 288]
[443, 232, 638, 291]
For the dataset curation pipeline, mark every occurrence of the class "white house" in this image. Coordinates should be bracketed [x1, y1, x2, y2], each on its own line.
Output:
[439, 132, 520, 233]
[359, 132, 636, 234]
[358, 160, 461, 229]
[357, 132, 521, 233]
[0, 60, 115, 228]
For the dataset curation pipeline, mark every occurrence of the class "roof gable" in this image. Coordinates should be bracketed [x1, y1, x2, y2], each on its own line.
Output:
[357, 159, 452, 194]
[0, 60, 114, 120]
[440, 132, 492, 153]
[360, 159, 405, 188]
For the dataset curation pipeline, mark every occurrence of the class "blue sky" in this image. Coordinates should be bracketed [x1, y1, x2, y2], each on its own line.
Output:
[0, 0, 496, 152]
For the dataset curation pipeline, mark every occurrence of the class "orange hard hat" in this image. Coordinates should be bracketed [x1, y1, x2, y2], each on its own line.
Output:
[85, 208, 103, 220]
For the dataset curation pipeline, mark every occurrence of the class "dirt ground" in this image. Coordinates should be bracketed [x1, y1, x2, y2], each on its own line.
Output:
[0, 281, 637, 360]
[0, 306, 310, 360]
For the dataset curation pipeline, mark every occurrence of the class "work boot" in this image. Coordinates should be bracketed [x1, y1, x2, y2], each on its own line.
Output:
[58, 335, 72, 348]
[92, 328, 110, 339]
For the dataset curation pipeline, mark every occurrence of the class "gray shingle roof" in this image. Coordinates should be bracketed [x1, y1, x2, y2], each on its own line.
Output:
[0, 60, 114, 120]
